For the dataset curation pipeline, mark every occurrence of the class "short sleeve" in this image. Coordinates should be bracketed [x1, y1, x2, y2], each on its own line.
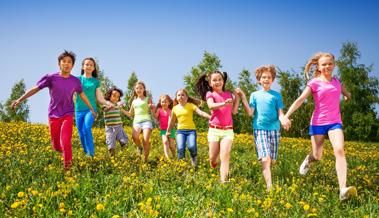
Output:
[75, 79, 83, 93]
[307, 79, 316, 92]
[205, 91, 213, 101]
[276, 93, 284, 109]
[36, 74, 51, 89]
[249, 93, 256, 109]
[190, 103, 197, 111]
[95, 78, 100, 89]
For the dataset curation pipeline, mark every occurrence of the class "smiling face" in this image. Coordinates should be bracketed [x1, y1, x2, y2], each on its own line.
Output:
[134, 83, 145, 97]
[109, 90, 121, 103]
[59, 56, 74, 74]
[317, 55, 335, 77]
[209, 72, 224, 92]
[176, 90, 188, 104]
[259, 71, 273, 91]
[82, 59, 95, 75]
[160, 97, 170, 109]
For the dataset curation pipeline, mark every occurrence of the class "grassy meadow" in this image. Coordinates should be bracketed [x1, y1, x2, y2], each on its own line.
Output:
[0, 122, 378, 217]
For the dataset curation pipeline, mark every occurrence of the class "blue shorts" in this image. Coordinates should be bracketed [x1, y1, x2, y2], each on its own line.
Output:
[309, 123, 342, 135]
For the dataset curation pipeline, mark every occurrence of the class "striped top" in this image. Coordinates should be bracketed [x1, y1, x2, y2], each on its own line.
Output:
[104, 105, 123, 126]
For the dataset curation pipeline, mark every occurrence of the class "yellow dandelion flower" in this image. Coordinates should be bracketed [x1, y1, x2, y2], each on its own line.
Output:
[303, 204, 310, 211]
[227, 208, 234, 213]
[112, 215, 120, 218]
[96, 203, 105, 211]
[17, 191, 25, 198]
[285, 202, 293, 209]
[11, 201, 21, 209]
[307, 213, 317, 217]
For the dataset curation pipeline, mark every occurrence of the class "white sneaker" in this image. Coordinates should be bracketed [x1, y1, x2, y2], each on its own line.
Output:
[299, 155, 311, 175]
[339, 186, 357, 201]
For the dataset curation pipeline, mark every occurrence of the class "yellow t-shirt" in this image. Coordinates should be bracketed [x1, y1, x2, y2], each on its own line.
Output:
[172, 103, 197, 130]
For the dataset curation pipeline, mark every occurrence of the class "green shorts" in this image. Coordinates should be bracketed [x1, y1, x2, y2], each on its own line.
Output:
[160, 129, 176, 138]
[207, 128, 234, 142]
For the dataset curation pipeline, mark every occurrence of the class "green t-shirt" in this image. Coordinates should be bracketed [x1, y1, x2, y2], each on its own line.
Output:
[132, 97, 152, 124]
[75, 75, 100, 112]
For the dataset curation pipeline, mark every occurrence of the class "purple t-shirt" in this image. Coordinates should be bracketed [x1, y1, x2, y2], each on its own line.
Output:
[206, 91, 233, 126]
[37, 72, 83, 118]
[307, 77, 342, 125]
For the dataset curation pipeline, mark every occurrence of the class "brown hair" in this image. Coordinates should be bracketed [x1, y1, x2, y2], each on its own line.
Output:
[173, 89, 201, 106]
[157, 94, 173, 109]
[304, 52, 335, 80]
[255, 65, 276, 81]
[195, 71, 228, 100]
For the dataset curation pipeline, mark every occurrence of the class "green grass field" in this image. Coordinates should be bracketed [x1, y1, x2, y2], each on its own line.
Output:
[0, 122, 378, 217]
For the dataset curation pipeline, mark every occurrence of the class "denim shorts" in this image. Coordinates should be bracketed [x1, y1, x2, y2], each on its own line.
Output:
[309, 123, 342, 135]
[133, 120, 153, 130]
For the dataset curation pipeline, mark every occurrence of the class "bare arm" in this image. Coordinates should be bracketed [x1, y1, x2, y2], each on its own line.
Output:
[284, 86, 312, 119]
[11, 86, 41, 109]
[232, 94, 240, 115]
[95, 88, 111, 106]
[240, 92, 254, 117]
[278, 109, 291, 130]
[195, 107, 211, 119]
[120, 107, 132, 117]
[79, 92, 96, 118]
[166, 111, 177, 136]
[207, 97, 233, 110]
[341, 85, 351, 101]
[153, 107, 159, 120]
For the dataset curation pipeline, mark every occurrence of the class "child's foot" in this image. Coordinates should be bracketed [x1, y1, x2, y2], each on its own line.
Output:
[190, 156, 198, 167]
[210, 161, 217, 168]
[137, 146, 143, 155]
[339, 186, 357, 201]
[299, 155, 311, 175]
[109, 148, 115, 157]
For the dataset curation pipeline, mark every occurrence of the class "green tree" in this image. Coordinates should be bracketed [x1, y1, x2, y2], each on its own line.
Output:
[336, 41, 379, 141]
[0, 79, 29, 122]
[233, 69, 257, 133]
[278, 70, 313, 138]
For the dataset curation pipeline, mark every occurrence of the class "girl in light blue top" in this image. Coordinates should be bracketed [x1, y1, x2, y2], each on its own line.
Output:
[75, 57, 111, 157]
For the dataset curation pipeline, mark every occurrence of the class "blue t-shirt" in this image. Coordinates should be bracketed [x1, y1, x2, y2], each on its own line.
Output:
[249, 89, 284, 130]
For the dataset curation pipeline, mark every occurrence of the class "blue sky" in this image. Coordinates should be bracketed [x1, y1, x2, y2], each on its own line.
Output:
[1, 0, 378, 123]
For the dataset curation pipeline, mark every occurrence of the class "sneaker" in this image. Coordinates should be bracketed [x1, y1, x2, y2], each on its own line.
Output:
[137, 146, 143, 155]
[109, 148, 115, 157]
[339, 186, 357, 201]
[299, 155, 311, 175]
[190, 156, 198, 167]
[210, 161, 218, 168]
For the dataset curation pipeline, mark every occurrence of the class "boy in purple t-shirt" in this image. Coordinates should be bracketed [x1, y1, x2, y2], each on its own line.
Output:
[12, 50, 96, 170]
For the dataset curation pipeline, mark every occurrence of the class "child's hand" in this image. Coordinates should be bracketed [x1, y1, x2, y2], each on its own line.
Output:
[91, 110, 97, 119]
[165, 130, 171, 137]
[224, 98, 233, 105]
[11, 99, 21, 109]
[149, 103, 155, 110]
[280, 117, 291, 130]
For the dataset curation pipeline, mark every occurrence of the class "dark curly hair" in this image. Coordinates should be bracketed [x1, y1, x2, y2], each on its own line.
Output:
[104, 86, 123, 101]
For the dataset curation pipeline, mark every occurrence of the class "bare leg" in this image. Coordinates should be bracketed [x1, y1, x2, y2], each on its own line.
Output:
[328, 129, 347, 189]
[219, 138, 232, 183]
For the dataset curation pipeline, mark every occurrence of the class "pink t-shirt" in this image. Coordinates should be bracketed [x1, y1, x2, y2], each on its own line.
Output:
[158, 108, 171, 130]
[206, 91, 233, 126]
[308, 77, 342, 125]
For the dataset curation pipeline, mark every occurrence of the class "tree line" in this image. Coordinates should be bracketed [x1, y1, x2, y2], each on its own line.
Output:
[1, 42, 378, 141]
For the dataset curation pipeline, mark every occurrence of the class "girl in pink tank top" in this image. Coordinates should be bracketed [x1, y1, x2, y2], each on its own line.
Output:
[153, 94, 176, 159]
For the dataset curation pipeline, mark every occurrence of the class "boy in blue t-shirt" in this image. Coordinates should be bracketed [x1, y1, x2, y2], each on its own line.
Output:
[240, 65, 290, 191]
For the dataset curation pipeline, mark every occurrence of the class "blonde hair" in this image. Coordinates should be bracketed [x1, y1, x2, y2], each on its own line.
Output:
[304, 52, 335, 80]
[173, 89, 201, 106]
[255, 65, 276, 81]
